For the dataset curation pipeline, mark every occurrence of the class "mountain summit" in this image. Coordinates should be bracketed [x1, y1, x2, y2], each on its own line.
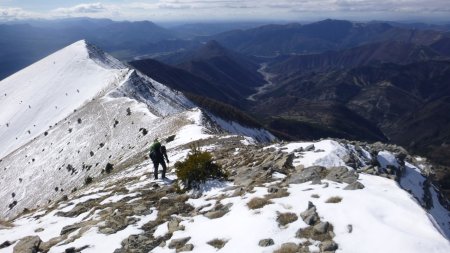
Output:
[0, 40, 128, 160]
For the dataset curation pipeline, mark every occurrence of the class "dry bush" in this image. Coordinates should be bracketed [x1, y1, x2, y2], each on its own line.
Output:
[0, 219, 14, 228]
[273, 243, 299, 253]
[325, 196, 342, 203]
[266, 188, 290, 199]
[247, 197, 272, 209]
[311, 194, 320, 198]
[207, 238, 228, 249]
[276, 212, 298, 226]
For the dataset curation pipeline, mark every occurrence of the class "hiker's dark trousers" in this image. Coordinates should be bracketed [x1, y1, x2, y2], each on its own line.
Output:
[153, 160, 167, 179]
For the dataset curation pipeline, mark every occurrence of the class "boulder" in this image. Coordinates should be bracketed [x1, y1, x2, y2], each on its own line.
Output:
[168, 237, 191, 249]
[286, 166, 327, 184]
[347, 224, 353, 233]
[258, 238, 274, 247]
[204, 203, 232, 219]
[276, 242, 299, 252]
[304, 144, 315, 151]
[0, 241, 12, 249]
[13, 236, 41, 253]
[320, 241, 338, 251]
[168, 218, 183, 233]
[176, 244, 194, 252]
[325, 167, 358, 184]
[344, 181, 365, 190]
[300, 202, 320, 225]
[313, 222, 329, 234]
[60, 223, 82, 235]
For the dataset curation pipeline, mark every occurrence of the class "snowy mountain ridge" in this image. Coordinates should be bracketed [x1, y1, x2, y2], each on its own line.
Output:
[0, 40, 274, 220]
[0, 40, 448, 253]
[0, 40, 129, 160]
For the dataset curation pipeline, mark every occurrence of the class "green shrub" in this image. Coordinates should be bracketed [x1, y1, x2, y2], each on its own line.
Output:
[165, 135, 176, 143]
[175, 144, 227, 189]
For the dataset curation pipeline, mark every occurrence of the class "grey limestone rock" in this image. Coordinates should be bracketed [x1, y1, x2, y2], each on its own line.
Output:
[168, 237, 191, 249]
[258, 238, 274, 247]
[344, 181, 365, 190]
[13, 236, 41, 253]
[176, 244, 194, 252]
[320, 240, 338, 251]
[286, 166, 327, 184]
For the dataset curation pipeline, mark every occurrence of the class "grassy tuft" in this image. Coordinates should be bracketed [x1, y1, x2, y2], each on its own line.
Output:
[247, 197, 272, 210]
[325, 196, 342, 203]
[207, 238, 228, 249]
[276, 212, 298, 226]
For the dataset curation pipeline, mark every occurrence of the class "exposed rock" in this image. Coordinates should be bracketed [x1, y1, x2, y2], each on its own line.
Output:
[132, 204, 151, 215]
[232, 166, 272, 187]
[274, 242, 299, 253]
[325, 167, 358, 184]
[99, 227, 115, 234]
[40, 237, 66, 252]
[347, 224, 353, 233]
[55, 198, 98, 217]
[311, 178, 322, 185]
[60, 223, 82, 235]
[320, 240, 338, 251]
[304, 144, 315, 151]
[168, 218, 184, 233]
[300, 202, 319, 225]
[313, 222, 329, 234]
[207, 239, 228, 249]
[0, 241, 12, 249]
[13, 236, 41, 253]
[119, 233, 165, 253]
[344, 181, 365, 190]
[273, 153, 294, 173]
[268, 186, 280, 193]
[168, 237, 191, 249]
[286, 166, 327, 184]
[296, 224, 334, 242]
[157, 197, 194, 218]
[204, 203, 232, 219]
[176, 243, 194, 252]
[258, 238, 274, 247]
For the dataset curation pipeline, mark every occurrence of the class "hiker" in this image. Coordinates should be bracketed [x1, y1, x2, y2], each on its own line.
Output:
[149, 138, 169, 179]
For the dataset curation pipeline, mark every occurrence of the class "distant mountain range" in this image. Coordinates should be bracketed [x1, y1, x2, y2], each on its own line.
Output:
[128, 21, 450, 197]
[2, 18, 450, 80]
[3, 18, 450, 194]
[209, 19, 447, 56]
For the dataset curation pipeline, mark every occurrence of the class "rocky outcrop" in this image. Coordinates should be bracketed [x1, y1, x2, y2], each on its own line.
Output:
[13, 236, 41, 253]
[297, 202, 338, 252]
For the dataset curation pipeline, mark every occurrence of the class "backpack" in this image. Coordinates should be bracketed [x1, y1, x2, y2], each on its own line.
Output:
[149, 142, 162, 162]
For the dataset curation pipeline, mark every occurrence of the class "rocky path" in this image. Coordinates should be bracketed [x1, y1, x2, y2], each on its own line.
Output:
[1, 137, 449, 253]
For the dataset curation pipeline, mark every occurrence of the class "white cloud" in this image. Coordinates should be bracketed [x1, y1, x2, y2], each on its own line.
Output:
[0, 7, 39, 20]
[2, 1, 450, 21]
[52, 3, 108, 15]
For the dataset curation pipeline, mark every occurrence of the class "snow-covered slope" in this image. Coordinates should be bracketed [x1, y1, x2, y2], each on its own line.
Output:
[0, 137, 448, 253]
[0, 40, 129, 160]
[0, 40, 448, 253]
[0, 40, 274, 219]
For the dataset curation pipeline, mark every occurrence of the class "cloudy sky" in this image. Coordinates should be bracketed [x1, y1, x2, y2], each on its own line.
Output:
[1, 0, 449, 22]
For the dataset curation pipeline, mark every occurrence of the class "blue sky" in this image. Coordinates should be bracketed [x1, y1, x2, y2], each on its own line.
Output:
[1, 0, 450, 22]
